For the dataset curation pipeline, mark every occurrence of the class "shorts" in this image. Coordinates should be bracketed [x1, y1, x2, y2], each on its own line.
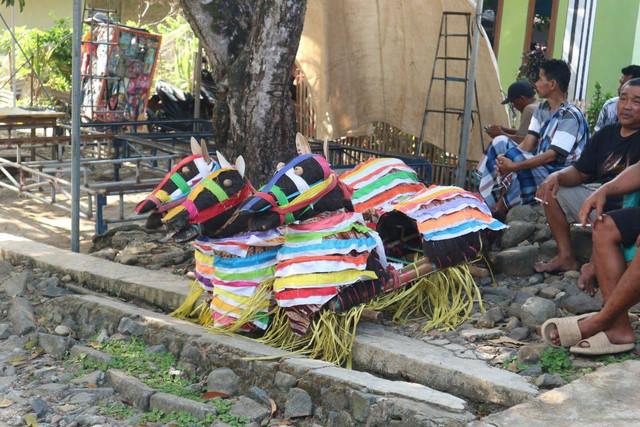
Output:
[607, 207, 640, 247]
[556, 184, 599, 223]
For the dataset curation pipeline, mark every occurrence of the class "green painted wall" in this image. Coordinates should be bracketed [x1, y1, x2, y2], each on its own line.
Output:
[585, 0, 640, 100]
[634, 4, 640, 65]
[552, 0, 569, 59]
[496, 0, 529, 88]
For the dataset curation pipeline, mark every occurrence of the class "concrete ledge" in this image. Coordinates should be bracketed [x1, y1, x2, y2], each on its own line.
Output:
[353, 323, 538, 406]
[0, 233, 190, 312]
[473, 360, 640, 426]
[42, 294, 475, 424]
[105, 369, 156, 410]
[310, 366, 468, 413]
[150, 393, 218, 421]
[70, 345, 115, 364]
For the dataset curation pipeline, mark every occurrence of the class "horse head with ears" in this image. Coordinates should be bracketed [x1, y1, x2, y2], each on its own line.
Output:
[162, 151, 254, 239]
[135, 137, 219, 229]
[242, 134, 353, 231]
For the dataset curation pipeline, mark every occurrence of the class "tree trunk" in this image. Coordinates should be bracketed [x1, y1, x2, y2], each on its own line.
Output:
[179, 0, 306, 185]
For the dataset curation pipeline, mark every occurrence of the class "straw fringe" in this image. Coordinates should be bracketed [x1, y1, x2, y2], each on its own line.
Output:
[170, 281, 204, 319]
[211, 279, 275, 334]
[246, 262, 483, 367]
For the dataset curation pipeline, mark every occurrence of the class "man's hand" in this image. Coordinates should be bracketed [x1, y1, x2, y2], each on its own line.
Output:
[579, 187, 607, 226]
[496, 155, 516, 175]
[536, 173, 560, 204]
[485, 124, 503, 138]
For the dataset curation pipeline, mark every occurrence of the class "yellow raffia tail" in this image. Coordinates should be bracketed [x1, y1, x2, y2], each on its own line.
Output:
[170, 281, 204, 319]
[211, 279, 275, 334]
[246, 263, 483, 367]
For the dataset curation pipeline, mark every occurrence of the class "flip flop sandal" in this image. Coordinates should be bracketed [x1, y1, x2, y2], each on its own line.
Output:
[541, 312, 598, 348]
[569, 331, 635, 356]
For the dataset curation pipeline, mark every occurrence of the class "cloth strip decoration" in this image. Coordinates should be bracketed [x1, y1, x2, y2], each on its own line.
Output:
[193, 230, 284, 331]
[378, 185, 507, 268]
[339, 158, 426, 215]
[243, 155, 353, 225]
[163, 168, 254, 225]
[135, 155, 218, 213]
[273, 211, 385, 334]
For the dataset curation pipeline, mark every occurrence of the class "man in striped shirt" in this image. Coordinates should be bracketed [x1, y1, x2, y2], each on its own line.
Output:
[477, 60, 589, 218]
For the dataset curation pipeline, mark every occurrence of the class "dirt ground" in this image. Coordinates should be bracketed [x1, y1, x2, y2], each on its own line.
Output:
[0, 188, 146, 253]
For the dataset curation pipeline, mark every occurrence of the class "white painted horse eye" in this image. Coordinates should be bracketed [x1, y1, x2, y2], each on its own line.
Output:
[223, 179, 233, 187]
[182, 166, 190, 174]
[294, 166, 304, 176]
[276, 162, 286, 170]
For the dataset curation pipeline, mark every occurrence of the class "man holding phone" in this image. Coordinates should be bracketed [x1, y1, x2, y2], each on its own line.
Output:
[484, 80, 539, 144]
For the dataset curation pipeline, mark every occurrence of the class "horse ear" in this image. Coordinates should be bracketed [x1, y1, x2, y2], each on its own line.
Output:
[190, 137, 202, 156]
[236, 156, 246, 178]
[200, 139, 211, 164]
[216, 150, 233, 169]
[323, 135, 330, 161]
[295, 132, 311, 155]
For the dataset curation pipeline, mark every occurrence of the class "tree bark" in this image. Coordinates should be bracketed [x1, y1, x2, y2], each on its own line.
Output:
[179, 0, 306, 185]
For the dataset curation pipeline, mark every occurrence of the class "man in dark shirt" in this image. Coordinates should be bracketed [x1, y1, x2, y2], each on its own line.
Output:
[534, 78, 640, 290]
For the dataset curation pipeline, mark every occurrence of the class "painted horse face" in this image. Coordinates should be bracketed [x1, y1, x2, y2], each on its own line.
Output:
[242, 154, 353, 231]
[163, 161, 253, 238]
[135, 138, 219, 230]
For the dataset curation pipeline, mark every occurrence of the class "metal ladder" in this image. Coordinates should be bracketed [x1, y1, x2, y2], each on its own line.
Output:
[417, 11, 484, 162]
[81, 0, 124, 121]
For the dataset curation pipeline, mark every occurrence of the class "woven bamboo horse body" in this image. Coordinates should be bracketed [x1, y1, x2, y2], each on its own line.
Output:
[135, 138, 220, 230]
[241, 152, 394, 343]
[162, 152, 284, 331]
[238, 147, 506, 365]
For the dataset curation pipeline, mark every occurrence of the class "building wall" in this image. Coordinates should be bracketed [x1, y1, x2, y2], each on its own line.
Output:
[4, 1, 72, 29]
[496, 0, 529, 87]
[498, 0, 640, 101]
[585, 0, 640, 99]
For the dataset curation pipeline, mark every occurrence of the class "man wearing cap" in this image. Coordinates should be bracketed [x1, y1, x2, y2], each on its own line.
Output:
[485, 80, 539, 144]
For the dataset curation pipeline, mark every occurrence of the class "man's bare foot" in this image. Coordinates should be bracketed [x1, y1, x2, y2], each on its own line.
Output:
[534, 255, 578, 273]
[578, 262, 597, 297]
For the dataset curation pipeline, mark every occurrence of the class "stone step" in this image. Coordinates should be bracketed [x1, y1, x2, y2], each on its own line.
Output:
[471, 360, 640, 426]
[353, 323, 538, 407]
[0, 233, 191, 312]
[0, 233, 537, 407]
[42, 293, 474, 424]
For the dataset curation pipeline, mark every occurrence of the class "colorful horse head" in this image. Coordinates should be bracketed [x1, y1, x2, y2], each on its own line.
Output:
[163, 152, 253, 239]
[135, 137, 219, 228]
[241, 150, 353, 231]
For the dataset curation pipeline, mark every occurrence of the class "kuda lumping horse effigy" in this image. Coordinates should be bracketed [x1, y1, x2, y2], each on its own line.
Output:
[138, 133, 506, 366]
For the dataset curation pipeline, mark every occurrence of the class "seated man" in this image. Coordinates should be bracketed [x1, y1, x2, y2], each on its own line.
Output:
[485, 80, 539, 144]
[543, 156, 640, 355]
[595, 65, 640, 132]
[534, 78, 640, 281]
[477, 59, 589, 217]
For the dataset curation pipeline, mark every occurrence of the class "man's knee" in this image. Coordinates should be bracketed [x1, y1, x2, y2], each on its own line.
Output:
[491, 135, 511, 147]
[593, 216, 623, 245]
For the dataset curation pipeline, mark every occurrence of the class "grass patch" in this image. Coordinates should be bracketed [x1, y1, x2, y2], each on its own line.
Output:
[72, 337, 203, 401]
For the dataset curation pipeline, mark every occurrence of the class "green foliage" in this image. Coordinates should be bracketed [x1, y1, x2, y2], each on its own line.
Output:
[97, 401, 135, 420]
[72, 337, 204, 401]
[140, 409, 218, 427]
[540, 347, 572, 374]
[585, 82, 614, 135]
[151, 14, 199, 91]
[517, 46, 547, 84]
[0, 14, 72, 94]
[0, 0, 25, 12]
